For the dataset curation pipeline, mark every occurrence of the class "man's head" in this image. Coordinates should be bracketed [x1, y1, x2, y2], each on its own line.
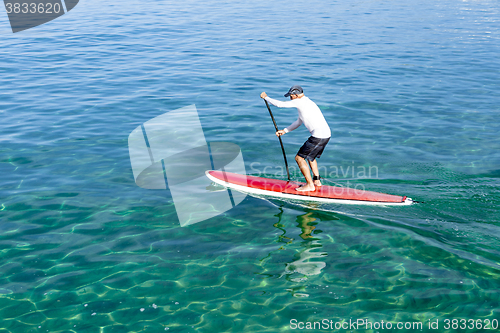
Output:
[284, 85, 304, 99]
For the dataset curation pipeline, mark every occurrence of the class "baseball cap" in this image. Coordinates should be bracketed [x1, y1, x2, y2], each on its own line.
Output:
[284, 85, 304, 97]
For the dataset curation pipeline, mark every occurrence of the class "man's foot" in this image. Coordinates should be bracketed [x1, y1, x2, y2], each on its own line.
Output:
[296, 184, 316, 192]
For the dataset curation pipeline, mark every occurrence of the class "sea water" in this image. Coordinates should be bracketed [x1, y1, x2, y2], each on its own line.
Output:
[0, 0, 499, 331]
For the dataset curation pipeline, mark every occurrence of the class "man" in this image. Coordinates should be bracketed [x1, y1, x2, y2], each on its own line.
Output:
[260, 85, 331, 192]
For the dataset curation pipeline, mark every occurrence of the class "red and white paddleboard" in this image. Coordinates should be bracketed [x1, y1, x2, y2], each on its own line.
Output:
[206, 170, 413, 206]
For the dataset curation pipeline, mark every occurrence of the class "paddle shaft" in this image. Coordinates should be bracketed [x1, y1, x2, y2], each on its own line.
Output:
[264, 99, 290, 181]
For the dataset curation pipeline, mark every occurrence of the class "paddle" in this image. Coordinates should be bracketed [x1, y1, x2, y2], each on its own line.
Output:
[264, 100, 291, 181]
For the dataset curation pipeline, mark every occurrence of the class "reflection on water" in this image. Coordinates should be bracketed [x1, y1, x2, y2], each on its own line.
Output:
[295, 211, 318, 240]
[283, 243, 326, 282]
[271, 208, 328, 282]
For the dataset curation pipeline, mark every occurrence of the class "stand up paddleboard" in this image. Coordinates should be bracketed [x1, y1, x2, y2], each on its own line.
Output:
[206, 170, 413, 206]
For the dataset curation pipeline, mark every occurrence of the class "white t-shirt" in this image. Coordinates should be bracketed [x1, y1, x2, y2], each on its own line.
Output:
[265, 96, 331, 139]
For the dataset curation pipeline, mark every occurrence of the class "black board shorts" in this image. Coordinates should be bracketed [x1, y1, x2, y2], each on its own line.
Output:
[297, 136, 330, 161]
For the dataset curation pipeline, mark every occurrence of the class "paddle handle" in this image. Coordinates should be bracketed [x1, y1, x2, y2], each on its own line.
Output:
[264, 99, 290, 181]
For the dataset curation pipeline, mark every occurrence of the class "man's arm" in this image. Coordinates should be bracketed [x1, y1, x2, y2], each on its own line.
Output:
[260, 92, 296, 108]
[275, 118, 303, 136]
[264, 96, 296, 108]
[284, 118, 302, 133]
[260, 92, 301, 136]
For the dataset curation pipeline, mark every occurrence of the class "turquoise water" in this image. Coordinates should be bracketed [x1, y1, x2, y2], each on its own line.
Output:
[1, 0, 500, 332]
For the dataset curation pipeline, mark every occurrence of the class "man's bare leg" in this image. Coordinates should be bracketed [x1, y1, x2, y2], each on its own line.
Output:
[308, 159, 321, 187]
[295, 155, 315, 191]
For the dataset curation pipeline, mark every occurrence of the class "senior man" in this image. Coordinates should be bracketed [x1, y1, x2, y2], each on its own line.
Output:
[260, 85, 331, 191]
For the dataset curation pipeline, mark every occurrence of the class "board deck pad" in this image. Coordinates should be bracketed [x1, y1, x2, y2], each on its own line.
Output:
[208, 170, 407, 203]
